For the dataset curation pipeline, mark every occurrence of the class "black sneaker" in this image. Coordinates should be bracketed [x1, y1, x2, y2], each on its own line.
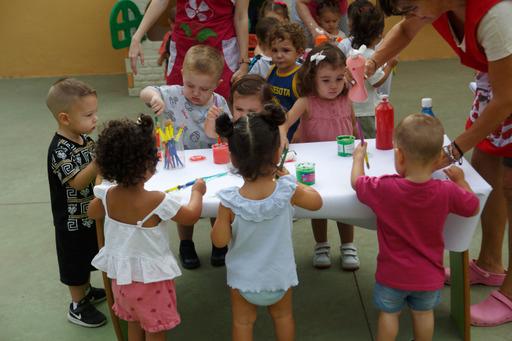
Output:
[67, 298, 107, 328]
[85, 286, 106, 304]
[179, 240, 201, 269]
[210, 245, 227, 267]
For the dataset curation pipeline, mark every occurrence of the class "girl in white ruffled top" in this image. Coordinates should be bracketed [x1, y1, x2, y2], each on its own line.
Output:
[212, 104, 323, 341]
[88, 114, 206, 341]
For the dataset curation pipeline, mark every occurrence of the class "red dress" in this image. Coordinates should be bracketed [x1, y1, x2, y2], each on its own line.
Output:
[432, 0, 512, 157]
[166, 0, 239, 98]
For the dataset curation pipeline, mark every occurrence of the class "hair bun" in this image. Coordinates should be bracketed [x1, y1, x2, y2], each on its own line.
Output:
[215, 113, 234, 138]
[137, 113, 154, 133]
[261, 103, 286, 127]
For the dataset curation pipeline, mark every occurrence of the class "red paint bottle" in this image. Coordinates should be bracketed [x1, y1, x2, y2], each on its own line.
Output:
[375, 95, 394, 150]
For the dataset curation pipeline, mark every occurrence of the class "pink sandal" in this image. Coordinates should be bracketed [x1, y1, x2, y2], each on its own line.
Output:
[471, 290, 512, 326]
[444, 259, 506, 286]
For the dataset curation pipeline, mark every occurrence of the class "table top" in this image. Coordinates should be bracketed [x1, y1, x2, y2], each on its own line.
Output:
[145, 139, 492, 252]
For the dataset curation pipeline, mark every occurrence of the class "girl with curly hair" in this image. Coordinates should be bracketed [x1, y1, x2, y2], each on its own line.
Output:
[88, 114, 206, 341]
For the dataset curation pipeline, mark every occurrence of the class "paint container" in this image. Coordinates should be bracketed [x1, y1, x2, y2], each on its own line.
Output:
[212, 143, 230, 164]
[296, 162, 315, 186]
[337, 135, 355, 156]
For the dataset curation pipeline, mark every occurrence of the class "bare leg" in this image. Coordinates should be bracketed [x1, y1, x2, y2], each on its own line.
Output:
[268, 289, 295, 341]
[231, 289, 257, 341]
[500, 166, 512, 298]
[376, 311, 400, 341]
[336, 222, 354, 244]
[69, 282, 89, 303]
[312, 219, 328, 243]
[146, 331, 167, 341]
[128, 321, 145, 341]
[472, 149, 507, 273]
[177, 224, 194, 240]
[410, 309, 434, 341]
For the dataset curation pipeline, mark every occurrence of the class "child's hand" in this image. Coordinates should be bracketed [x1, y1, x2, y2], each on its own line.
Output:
[276, 167, 290, 177]
[207, 105, 222, 122]
[149, 95, 165, 115]
[192, 179, 206, 195]
[443, 165, 465, 183]
[352, 142, 367, 161]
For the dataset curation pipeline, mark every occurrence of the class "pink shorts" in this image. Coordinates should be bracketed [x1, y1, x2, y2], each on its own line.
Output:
[111, 279, 181, 333]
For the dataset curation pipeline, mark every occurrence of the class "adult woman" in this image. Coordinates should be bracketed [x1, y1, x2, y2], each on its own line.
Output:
[366, 0, 512, 327]
[128, 0, 249, 99]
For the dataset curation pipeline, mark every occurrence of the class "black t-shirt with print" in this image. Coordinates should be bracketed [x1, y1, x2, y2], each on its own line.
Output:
[47, 133, 96, 232]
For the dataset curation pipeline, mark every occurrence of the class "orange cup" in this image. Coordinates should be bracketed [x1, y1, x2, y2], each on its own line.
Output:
[212, 143, 230, 164]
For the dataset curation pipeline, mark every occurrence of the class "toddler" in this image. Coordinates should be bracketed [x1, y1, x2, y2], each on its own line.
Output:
[46, 78, 106, 328]
[249, 17, 280, 78]
[338, 0, 397, 137]
[351, 114, 479, 341]
[267, 22, 307, 141]
[259, 0, 290, 22]
[205, 74, 275, 138]
[316, 0, 346, 41]
[140, 44, 230, 270]
[283, 43, 360, 270]
[212, 104, 322, 340]
[89, 114, 206, 341]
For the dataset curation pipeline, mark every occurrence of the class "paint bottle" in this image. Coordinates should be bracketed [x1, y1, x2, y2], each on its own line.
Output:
[295, 162, 316, 186]
[375, 95, 394, 150]
[212, 143, 230, 164]
[347, 45, 368, 103]
[421, 98, 435, 116]
[336, 135, 355, 156]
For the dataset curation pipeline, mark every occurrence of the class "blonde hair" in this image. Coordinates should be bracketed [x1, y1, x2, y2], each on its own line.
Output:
[394, 114, 444, 165]
[182, 45, 224, 81]
[46, 78, 96, 117]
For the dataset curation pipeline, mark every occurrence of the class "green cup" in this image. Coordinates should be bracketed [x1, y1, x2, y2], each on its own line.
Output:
[337, 135, 355, 157]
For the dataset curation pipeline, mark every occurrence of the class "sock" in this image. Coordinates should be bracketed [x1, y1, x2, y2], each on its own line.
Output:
[72, 301, 79, 310]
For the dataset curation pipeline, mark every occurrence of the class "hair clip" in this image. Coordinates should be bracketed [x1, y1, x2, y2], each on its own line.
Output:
[136, 115, 143, 125]
[310, 51, 326, 65]
[274, 1, 287, 7]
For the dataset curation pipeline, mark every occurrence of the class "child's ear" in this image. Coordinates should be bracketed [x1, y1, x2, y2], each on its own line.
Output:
[395, 147, 405, 165]
[57, 112, 70, 126]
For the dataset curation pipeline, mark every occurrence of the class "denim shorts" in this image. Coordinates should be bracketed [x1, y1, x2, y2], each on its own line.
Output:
[240, 289, 286, 306]
[373, 282, 441, 313]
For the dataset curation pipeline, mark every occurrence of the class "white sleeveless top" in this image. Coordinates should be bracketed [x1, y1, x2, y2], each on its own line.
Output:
[217, 175, 298, 292]
[91, 183, 182, 285]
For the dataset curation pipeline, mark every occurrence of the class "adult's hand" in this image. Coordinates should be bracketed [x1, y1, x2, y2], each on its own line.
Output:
[129, 37, 143, 75]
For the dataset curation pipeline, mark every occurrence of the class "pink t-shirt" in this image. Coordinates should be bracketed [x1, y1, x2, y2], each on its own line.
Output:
[355, 175, 479, 291]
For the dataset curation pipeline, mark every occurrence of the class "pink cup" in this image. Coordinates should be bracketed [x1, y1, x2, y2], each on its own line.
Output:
[212, 143, 230, 164]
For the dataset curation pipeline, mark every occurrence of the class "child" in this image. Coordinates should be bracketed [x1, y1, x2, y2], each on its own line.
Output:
[259, 0, 290, 22]
[282, 43, 359, 270]
[212, 104, 322, 340]
[316, 0, 346, 41]
[338, 0, 397, 137]
[46, 78, 107, 327]
[205, 74, 275, 138]
[267, 22, 307, 141]
[140, 44, 230, 270]
[89, 114, 206, 341]
[157, 6, 176, 74]
[351, 114, 480, 341]
[249, 17, 280, 78]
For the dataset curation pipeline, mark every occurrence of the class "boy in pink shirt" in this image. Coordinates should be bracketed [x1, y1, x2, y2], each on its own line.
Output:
[351, 114, 480, 341]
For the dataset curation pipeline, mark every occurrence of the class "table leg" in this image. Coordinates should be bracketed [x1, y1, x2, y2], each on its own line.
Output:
[449, 250, 471, 341]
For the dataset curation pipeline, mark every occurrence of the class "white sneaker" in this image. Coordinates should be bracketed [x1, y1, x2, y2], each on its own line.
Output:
[313, 242, 331, 269]
[340, 243, 360, 271]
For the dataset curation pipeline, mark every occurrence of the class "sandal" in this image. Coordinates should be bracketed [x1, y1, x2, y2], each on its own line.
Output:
[444, 259, 506, 286]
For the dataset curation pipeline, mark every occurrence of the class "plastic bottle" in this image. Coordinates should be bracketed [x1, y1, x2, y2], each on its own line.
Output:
[375, 95, 394, 150]
[347, 45, 368, 103]
[421, 98, 435, 116]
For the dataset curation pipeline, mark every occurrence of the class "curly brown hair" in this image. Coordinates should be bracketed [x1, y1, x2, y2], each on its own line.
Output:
[95, 114, 159, 186]
[296, 43, 348, 97]
[268, 22, 306, 51]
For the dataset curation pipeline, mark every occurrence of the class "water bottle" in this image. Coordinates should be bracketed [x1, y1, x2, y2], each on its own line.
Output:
[347, 45, 368, 103]
[375, 95, 394, 150]
[421, 98, 435, 116]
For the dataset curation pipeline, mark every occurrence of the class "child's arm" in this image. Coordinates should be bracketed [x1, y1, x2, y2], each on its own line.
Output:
[87, 197, 105, 220]
[68, 160, 98, 191]
[351, 142, 367, 190]
[443, 165, 480, 215]
[140, 86, 165, 115]
[211, 204, 234, 248]
[172, 179, 206, 225]
[284, 97, 308, 132]
[291, 184, 323, 211]
[204, 105, 222, 138]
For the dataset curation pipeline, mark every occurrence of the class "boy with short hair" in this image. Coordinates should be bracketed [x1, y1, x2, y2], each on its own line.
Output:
[46, 78, 107, 328]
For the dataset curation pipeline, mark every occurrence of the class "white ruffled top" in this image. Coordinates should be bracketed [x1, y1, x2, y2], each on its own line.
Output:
[91, 183, 182, 285]
[217, 175, 298, 292]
